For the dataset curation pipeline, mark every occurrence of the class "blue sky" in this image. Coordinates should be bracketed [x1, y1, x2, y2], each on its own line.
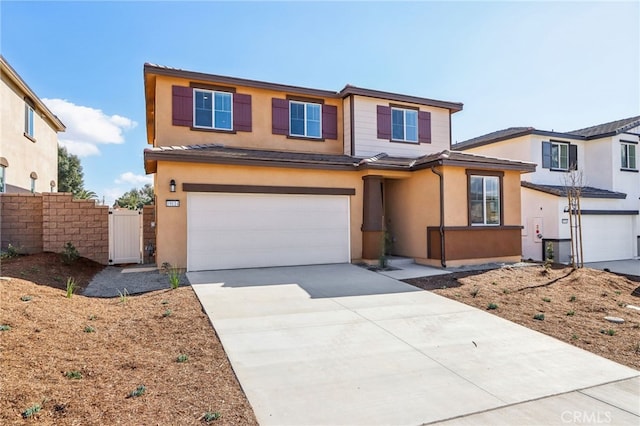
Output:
[2, 1, 638, 204]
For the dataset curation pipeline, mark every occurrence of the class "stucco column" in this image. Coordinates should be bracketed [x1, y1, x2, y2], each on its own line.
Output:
[362, 175, 384, 260]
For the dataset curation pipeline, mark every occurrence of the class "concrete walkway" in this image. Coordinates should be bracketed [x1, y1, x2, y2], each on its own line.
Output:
[188, 264, 639, 425]
[585, 259, 640, 277]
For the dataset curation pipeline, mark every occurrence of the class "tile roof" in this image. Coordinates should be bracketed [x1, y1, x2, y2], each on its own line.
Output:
[566, 116, 640, 138]
[453, 127, 535, 150]
[143, 145, 536, 174]
[521, 181, 627, 199]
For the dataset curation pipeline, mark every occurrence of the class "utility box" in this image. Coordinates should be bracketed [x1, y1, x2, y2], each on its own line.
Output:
[542, 239, 572, 264]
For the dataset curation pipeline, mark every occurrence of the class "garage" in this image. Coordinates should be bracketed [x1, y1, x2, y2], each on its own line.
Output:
[187, 192, 351, 271]
[580, 214, 635, 262]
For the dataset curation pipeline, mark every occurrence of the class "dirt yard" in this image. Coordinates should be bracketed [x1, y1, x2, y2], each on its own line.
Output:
[0, 253, 257, 425]
[405, 265, 640, 370]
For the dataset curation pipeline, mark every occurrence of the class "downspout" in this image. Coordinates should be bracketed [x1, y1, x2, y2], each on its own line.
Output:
[431, 166, 446, 268]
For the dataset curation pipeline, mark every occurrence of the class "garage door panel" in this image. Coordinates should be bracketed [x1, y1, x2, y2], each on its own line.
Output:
[187, 193, 350, 271]
[581, 215, 633, 262]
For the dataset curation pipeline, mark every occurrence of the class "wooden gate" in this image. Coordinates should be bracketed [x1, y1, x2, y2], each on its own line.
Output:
[108, 209, 142, 265]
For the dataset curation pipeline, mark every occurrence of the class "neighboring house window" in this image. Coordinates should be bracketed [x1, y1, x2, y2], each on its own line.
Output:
[289, 101, 321, 138]
[0, 166, 5, 193]
[391, 108, 418, 142]
[193, 89, 232, 130]
[621, 142, 637, 170]
[25, 101, 35, 139]
[541, 141, 577, 171]
[469, 174, 501, 226]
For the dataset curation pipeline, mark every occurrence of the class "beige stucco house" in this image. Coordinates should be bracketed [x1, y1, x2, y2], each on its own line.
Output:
[454, 117, 640, 263]
[0, 56, 65, 193]
[143, 64, 535, 271]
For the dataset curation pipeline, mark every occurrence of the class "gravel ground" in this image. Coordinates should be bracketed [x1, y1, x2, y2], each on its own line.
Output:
[82, 265, 189, 298]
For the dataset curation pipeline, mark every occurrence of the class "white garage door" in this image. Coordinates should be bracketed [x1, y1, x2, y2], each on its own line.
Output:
[187, 193, 350, 271]
[581, 215, 634, 262]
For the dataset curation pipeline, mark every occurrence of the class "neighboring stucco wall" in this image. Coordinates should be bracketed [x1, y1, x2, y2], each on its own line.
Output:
[352, 95, 451, 158]
[153, 75, 344, 155]
[0, 71, 59, 193]
[154, 162, 365, 268]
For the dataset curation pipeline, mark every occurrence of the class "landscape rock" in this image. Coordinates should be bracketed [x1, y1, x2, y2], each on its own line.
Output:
[604, 316, 624, 324]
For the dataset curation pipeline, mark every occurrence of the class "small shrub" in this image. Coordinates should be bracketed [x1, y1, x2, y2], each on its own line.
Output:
[487, 303, 498, 310]
[168, 267, 181, 290]
[61, 242, 80, 264]
[470, 287, 479, 298]
[571, 334, 578, 340]
[502, 288, 510, 294]
[65, 277, 77, 299]
[533, 313, 545, 321]
[569, 295, 576, 302]
[0, 324, 11, 331]
[20, 295, 33, 302]
[566, 310, 575, 316]
[600, 329, 616, 336]
[64, 370, 82, 379]
[128, 385, 146, 398]
[163, 309, 172, 318]
[22, 404, 41, 419]
[118, 288, 129, 305]
[176, 354, 189, 363]
[88, 315, 97, 321]
[491, 281, 497, 286]
[615, 290, 621, 295]
[617, 302, 626, 308]
[1, 243, 22, 259]
[161, 300, 169, 305]
[84, 325, 95, 333]
[202, 412, 221, 422]
[542, 297, 551, 303]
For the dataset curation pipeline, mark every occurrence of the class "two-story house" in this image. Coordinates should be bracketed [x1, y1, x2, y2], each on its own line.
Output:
[143, 64, 535, 271]
[0, 55, 65, 193]
[454, 116, 640, 263]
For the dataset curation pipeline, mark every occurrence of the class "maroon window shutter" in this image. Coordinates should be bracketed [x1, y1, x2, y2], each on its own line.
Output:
[418, 111, 432, 143]
[233, 93, 252, 132]
[172, 85, 193, 127]
[377, 105, 391, 139]
[322, 104, 338, 140]
[272, 98, 289, 135]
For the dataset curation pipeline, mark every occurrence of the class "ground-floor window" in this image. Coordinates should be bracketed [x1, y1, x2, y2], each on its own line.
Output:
[468, 172, 502, 226]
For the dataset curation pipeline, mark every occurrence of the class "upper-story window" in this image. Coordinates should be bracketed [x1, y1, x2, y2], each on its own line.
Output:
[542, 141, 577, 171]
[0, 165, 6, 193]
[621, 142, 637, 170]
[391, 108, 418, 143]
[25, 99, 35, 139]
[290, 101, 321, 138]
[469, 173, 501, 226]
[193, 89, 232, 130]
[551, 142, 569, 170]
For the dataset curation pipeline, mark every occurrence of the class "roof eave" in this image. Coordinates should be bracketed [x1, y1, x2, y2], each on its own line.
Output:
[339, 85, 463, 113]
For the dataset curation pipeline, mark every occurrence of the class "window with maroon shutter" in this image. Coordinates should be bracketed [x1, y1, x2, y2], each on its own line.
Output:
[272, 98, 289, 135]
[418, 111, 431, 144]
[233, 93, 252, 132]
[172, 85, 193, 127]
[377, 105, 391, 139]
[322, 104, 338, 140]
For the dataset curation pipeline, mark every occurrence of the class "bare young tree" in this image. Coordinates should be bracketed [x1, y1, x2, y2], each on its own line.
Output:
[563, 169, 585, 268]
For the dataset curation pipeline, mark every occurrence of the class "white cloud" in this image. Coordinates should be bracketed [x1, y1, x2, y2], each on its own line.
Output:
[115, 172, 153, 185]
[102, 187, 125, 207]
[43, 98, 137, 157]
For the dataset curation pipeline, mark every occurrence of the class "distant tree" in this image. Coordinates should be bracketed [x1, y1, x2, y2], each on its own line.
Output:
[58, 146, 85, 197]
[115, 184, 154, 210]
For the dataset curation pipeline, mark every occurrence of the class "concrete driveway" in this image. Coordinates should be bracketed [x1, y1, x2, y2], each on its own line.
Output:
[189, 264, 639, 425]
[585, 259, 640, 277]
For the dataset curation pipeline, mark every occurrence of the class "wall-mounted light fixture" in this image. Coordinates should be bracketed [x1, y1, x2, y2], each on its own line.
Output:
[169, 179, 176, 193]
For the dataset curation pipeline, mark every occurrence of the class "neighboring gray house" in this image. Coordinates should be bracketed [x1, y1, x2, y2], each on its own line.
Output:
[454, 116, 639, 263]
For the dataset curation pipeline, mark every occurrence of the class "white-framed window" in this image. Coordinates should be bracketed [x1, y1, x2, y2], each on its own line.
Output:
[0, 166, 5, 193]
[551, 142, 569, 170]
[621, 142, 637, 170]
[391, 108, 418, 142]
[290, 101, 321, 138]
[193, 89, 232, 130]
[470, 175, 501, 226]
[25, 102, 35, 138]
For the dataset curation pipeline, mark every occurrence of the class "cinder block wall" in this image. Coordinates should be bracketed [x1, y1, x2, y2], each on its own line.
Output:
[142, 204, 156, 264]
[0, 193, 44, 254]
[42, 193, 109, 264]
